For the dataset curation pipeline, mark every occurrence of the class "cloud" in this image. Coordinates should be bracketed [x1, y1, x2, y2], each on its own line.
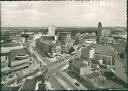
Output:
[1, 1, 127, 27]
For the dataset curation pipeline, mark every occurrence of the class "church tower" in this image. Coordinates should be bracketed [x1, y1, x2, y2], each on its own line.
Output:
[96, 22, 102, 44]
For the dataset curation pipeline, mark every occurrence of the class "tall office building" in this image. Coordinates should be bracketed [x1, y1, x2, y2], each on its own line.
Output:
[48, 26, 55, 36]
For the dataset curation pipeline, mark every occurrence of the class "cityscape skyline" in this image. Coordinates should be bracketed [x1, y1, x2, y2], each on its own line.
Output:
[1, 0, 127, 27]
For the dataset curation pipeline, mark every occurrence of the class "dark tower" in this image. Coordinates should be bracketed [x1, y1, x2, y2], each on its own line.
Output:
[96, 22, 102, 44]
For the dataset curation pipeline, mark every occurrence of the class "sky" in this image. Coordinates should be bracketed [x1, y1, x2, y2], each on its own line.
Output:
[1, 0, 127, 27]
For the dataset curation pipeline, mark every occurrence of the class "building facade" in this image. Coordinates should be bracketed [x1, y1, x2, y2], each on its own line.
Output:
[48, 26, 55, 36]
[94, 45, 116, 66]
[36, 38, 61, 58]
[61, 39, 75, 53]
[69, 58, 91, 75]
[9, 48, 31, 72]
[81, 45, 92, 59]
[58, 32, 71, 41]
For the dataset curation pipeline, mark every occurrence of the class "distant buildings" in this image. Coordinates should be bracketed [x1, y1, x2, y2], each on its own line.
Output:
[74, 32, 96, 47]
[101, 29, 111, 37]
[1, 30, 12, 43]
[19, 37, 26, 45]
[96, 22, 115, 46]
[21, 32, 34, 39]
[41, 36, 56, 41]
[48, 26, 55, 36]
[61, 39, 75, 53]
[58, 32, 71, 41]
[81, 45, 92, 59]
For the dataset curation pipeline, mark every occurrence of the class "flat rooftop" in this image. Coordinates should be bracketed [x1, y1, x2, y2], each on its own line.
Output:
[1, 41, 20, 47]
[59, 32, 71, 34]
[19, 79, 37, 91]
[70, 57, 90, 68]
[38, 38, 60, 46]
[10, 48, 29, 61]
[61, 39, 75, 44]
[95, 44, 116, 56]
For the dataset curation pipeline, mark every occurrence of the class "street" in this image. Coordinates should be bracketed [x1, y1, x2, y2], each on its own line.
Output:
[27, 37, 88, 90]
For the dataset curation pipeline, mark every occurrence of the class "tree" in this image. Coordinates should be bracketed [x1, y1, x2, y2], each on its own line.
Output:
[69, 46, 75, 54]
[120, 52, 124, 59]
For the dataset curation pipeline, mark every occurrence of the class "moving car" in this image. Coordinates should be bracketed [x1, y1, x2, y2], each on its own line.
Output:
[67, 88, 73, 90]
[53, 73, 57, 76]
[48, 75, 50, 77]
[74, 82, 80, 86]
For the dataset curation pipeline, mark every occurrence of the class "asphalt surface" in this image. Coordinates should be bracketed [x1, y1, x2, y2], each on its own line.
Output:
[28, 38, 88, 90]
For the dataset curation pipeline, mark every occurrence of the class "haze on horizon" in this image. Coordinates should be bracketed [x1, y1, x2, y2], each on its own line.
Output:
[1, 1, 127, 27]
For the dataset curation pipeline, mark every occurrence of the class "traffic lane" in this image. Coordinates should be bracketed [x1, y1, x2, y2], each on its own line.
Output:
[47, 53, 78, 72]
[48, 68, 79, 90]
[58, 70, 87, 90]
[29, 47, 50, 65]
[55, 76, 75, 90]
[46, 54, 75, 70]
[47, 69, 75, 90]
[47, 61, 69, 73]
[46, 72, 64, 90]
[56, 70, 79, 90]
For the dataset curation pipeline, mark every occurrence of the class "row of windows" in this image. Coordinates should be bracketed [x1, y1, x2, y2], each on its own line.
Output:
[11, 59, 30, 67]
[11, 63, 29, 72]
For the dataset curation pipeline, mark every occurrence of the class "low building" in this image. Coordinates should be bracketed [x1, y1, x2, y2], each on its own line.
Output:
[101, 29, 111, 37]
[81, 44, 95, 59]
[1, 67, 10, 76]
[36, 38, 61, 58]
[41, 36, 55, 41]
[1, 41, 24, 66]
[1, 30, 12, 43]
[18, 73, 46, 91]
[94, 45, 116, 66]
[81, 71, 106, 89]
[19, 37, 26, 45]
[69, 57, 91, 75]
[81, 45, 92, 59]
[21, 32, 34, 39]
[61, 39, 75, 53]
[91, 63, 100, 69]
[115, 45, 127, 85]
[105, 37, 115, 45]
[84, 39, 96, 45]
[9, 48, 31, 72]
